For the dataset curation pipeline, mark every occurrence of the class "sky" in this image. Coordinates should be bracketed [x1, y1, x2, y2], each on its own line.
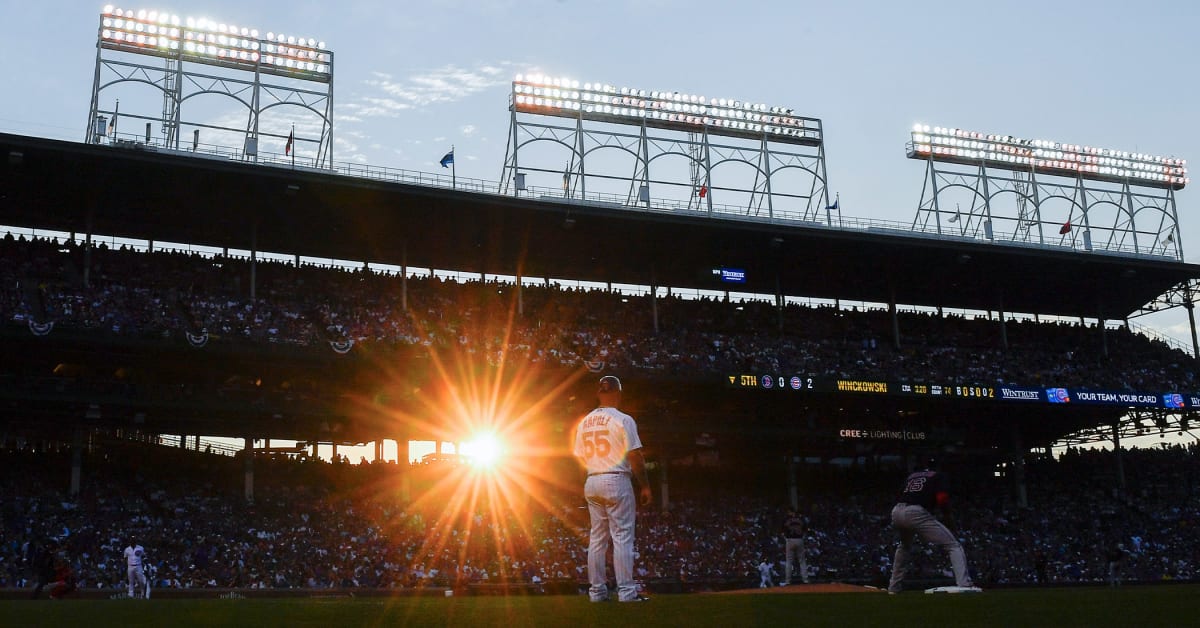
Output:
[3, 0, 1199, 456]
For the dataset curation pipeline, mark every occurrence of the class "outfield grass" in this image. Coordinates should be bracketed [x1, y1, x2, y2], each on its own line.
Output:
[2, 584, 1195, 627]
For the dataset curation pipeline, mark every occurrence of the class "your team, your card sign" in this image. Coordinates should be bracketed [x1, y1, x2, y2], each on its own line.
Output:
[727, 373, 1197, 409]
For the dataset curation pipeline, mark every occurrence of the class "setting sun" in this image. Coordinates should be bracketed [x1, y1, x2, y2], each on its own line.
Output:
[462, 431, 504, 468]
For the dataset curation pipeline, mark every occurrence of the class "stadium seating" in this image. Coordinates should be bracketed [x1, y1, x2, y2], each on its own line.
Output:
[1, 442, 1197, 591]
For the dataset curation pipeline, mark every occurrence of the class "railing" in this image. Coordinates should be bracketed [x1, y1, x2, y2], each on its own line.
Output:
[91, 132, 1181, 260]
[1125, 320, 1195, 356]
[99, 427, 244, 457]
[156, 435, 243, 456]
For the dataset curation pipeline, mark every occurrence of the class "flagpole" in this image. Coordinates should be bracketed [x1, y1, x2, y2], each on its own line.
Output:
[108, 99, 119, 142]
[291, 124, 295, 169]
[824, 192, 839, 226]
[451, 145, 456, 189]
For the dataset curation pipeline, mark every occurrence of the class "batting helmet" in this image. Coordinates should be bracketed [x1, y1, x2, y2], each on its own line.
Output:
[598, 375, 622, 394]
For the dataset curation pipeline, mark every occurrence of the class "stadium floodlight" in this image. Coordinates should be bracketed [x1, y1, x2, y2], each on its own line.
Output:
[98, 6, 332, 82]
[510, 74, 823, 146]
[907, 124, 1188, 190]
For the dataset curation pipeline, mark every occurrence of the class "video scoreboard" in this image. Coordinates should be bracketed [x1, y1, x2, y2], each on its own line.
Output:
[726, 373, 1198, 410]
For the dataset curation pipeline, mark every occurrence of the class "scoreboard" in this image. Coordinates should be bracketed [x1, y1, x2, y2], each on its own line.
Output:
[726, 373, 1198, 410]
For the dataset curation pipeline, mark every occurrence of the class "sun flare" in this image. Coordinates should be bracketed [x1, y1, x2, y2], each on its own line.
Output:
[462, 431, 503, 469]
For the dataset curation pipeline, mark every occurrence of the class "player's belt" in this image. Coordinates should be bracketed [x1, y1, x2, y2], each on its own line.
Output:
[588, 471, 628, 476]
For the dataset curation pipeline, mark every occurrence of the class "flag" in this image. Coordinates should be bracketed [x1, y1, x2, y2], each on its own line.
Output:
[825, 199, 839, 211]
[440, 150, 454, 168]
[108, 101, 119, 135]
[698, 185, 707, 198]
[583, 359, 605, 373]
[1164, 232, 1176, 245]
[285, 129, 294, 155]
[948, 212, 960, 223]
[1059, 220, 1071, 235]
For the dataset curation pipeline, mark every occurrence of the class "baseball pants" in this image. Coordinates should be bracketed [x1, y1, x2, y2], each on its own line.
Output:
[785, 537, 808, 583]
[127, 566, 147, 598]
[889, 503, 973, 590]
[584, 473, 638, 602]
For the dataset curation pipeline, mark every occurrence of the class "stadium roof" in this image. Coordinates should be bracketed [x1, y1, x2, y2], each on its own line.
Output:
[2, 132, 1198, 319]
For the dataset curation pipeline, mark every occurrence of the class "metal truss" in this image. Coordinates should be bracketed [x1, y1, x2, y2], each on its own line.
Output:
[500, 106, 834, 223]
[910, 153, 1182, 260]
[1132, 279, 1200, 317]
[1130, 279, 1200, 359]
[86, 30, 334, 168]
[1054, 408, 1199, 446]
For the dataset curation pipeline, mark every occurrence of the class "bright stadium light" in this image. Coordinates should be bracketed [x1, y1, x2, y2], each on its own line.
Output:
[908, 124, 1188, 190]
[97, 6, 333, 83]
[511, 75, 823, 146]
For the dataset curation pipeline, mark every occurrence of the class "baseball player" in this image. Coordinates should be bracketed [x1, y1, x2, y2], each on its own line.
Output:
[783, 509, 809, 584]
[1106, 543, 1127, 587]
[124, 537, 149, 599]
[28, 538, 58, 599]
[887, 458, 980, 594]
[757, 558, 776, 588]
[572, 375, 652, 603]
[46, 551, 77, 600]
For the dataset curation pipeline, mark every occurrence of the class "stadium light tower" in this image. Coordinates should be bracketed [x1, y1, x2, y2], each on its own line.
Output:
[86, 5, 335, 167]
[500, 74, 833, 223]
[908, 124, 1187, 259]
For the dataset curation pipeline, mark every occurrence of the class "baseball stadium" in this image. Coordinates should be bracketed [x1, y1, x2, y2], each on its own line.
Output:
[2, 5, 1200, 627]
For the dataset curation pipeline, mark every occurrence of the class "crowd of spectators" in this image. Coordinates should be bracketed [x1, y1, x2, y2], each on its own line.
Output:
[3, 232, 1199, 594]
[2, 442, 1199, 594]
[1, 233, 1195, 393]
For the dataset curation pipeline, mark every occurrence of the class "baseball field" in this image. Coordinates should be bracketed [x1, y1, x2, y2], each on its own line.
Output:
[2, 584, 1195, 627]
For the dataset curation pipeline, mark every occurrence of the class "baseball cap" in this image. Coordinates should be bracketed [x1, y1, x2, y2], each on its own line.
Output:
[598, 375, 622, 393]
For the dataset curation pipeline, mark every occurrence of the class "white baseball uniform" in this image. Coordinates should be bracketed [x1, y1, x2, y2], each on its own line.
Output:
[758, 560, 775, 588]
[573, 405, 643, 602]
[125, 544, 148, 598]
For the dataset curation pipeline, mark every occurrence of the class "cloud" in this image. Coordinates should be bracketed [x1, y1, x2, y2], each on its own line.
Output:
[333, 129, 368, 162]
[461, 124, 477, 136]
[1158, 321, 1196, 347]
[197, 108, 325, 156]
[339, 97, 413, 120]
[352, 62, 516, 116]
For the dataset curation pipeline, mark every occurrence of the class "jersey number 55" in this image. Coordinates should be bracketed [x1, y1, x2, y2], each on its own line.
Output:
[580, 431, 612, 459]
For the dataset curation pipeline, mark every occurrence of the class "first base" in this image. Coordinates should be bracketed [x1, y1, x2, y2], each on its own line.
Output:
[925, 586, 983, 594]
